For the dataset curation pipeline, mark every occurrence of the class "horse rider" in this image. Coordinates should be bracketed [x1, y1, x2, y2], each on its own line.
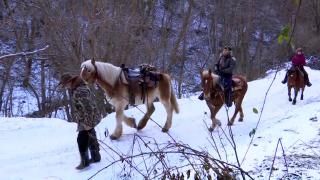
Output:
[281, 47, 312, 87]
[199, 46, 236, 107]
[58, 74, 102, 170]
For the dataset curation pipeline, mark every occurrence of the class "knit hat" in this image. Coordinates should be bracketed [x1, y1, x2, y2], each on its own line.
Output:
[296, 47, 303, 53]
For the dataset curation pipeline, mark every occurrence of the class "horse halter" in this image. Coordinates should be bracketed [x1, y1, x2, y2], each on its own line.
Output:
[202, 75, 215, 99]
[90, 60, 98, 80]
[288, 67, 302, 79]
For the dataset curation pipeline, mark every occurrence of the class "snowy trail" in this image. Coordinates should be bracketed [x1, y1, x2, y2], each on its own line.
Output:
[1, 67, 320, 179]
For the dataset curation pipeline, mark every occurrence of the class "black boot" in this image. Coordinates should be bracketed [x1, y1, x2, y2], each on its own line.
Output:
[281, 72, 288, 84]
[88, 129, 101, 163]
[306, 82, 312, 87]
[304, 74, 312, 87]
[76, 151, 90, 170]
[76, 130, 90, 170]
[198, 92, 204, 100]
[90, 150, 101, 163]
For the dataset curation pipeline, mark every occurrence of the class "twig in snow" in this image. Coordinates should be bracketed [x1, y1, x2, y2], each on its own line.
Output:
[241, 65, 280, 165]
[268, 138, 289, 180]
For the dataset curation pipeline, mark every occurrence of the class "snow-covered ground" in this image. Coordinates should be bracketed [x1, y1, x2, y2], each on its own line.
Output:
[1, 67, 320, 179]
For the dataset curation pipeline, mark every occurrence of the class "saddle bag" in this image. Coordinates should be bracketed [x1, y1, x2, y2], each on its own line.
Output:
[121, 64, 162, 105]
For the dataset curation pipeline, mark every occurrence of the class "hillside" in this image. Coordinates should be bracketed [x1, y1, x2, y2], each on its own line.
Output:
[1, 67, 320, 179]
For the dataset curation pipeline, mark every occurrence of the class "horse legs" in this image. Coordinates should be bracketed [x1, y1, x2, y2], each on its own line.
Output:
[300, 88, 304, 100]
[137, 103, 155, 130]
[238, 106, 244, 122]
[288, 86, 292, 102]
[110, 109, 124, 140]
[110, 103, 137, 140]
[292, 88, 298, 105]
[161, 99, 174, 132]
[208, 102, 223, 132]
[229, 100, 243, 126]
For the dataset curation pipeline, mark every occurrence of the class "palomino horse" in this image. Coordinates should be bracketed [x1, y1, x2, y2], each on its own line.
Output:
[287, 66, 305, 105]
[200, 69, 248, 131]
[80, 59, 179, 140]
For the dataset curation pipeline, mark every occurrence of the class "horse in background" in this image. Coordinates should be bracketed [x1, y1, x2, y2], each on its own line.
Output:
[287, 66, 305, 105]
[80, 59, 179, 140]
[200, 69, 248, 131]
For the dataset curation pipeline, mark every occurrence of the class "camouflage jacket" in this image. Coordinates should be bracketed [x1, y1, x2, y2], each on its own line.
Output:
[71, 82, 101, 131]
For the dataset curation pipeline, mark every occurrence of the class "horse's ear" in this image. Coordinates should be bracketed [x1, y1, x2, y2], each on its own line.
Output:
[91, 58, 96, 65]
[208, 69, 212, 74]
[200, 69, 204, 77]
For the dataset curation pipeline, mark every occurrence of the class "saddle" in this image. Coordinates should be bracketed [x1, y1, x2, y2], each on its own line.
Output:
[231, 77, 245, 91]
[217, 76, 244, 92]
[288, 66, 304, 77]
[121, 64, 162, 105]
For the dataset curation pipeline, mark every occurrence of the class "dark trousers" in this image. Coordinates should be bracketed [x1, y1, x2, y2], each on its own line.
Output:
[300, 67, 310, 83]
[77, 129, 99, 153]
[220, 74, 233, 107]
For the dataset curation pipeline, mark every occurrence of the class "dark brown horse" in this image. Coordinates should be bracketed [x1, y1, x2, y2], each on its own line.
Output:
[80, 59, 179, 140]
[287, 66, 305, 105]
[200, 70, 248, 131]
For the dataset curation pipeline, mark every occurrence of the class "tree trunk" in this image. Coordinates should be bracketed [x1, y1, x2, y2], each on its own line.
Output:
[0, 60, 14, 113]
[40, 59, 46, 116]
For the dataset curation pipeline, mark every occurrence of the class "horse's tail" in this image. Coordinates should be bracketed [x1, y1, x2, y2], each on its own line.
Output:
[170, 87, 179, 114]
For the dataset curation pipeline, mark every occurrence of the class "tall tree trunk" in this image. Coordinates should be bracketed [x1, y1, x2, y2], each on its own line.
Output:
[40, 59, 46, 116]
[0, 60, 14, 113]
[167, 0, 193, 70]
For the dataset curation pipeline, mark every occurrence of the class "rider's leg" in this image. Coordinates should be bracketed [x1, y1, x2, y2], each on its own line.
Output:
[301, 67, 312, 86]
[281, 71, 288, 84]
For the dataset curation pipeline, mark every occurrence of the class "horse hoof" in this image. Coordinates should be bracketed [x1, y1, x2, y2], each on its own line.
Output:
[238, 118, 243, 122]
[137, 122, 146, 131]
[137, 125, 144, 131]
[227, 121, 233, 126]
[289, 98, 292, 102]
[217, 120, 222, 126]
[110, 135, 119, 140]
[162, 128, 169, 132]
[208, 127, 214, 132]
[292, 101, 296, 105]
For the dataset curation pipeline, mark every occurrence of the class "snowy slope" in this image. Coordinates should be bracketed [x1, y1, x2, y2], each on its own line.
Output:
[1, 67, 320, 180]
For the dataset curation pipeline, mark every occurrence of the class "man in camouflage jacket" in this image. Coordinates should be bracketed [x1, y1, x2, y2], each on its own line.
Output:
[59, 74, 101, 170]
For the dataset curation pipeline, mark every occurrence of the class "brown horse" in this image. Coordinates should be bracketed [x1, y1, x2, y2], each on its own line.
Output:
[287, 66, 305, 105]
[80, 59, 179, 140]
[200, 70, 248, 131]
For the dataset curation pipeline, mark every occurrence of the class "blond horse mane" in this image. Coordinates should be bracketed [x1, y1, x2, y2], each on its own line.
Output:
[81, 60, 123, 86]
[201, 70, 220, 87]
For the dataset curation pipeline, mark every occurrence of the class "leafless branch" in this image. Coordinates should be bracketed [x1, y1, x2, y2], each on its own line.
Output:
[0, 45, 49, 60]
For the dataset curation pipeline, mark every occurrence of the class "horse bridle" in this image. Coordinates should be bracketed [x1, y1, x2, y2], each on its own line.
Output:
[91, 60, 99, 80]
[204, 76, 222, 100]
[289, 67, 302, 79]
